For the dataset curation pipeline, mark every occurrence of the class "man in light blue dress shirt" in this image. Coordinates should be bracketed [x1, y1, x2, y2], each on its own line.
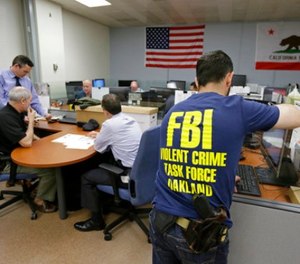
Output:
[0, 55, 51, 119]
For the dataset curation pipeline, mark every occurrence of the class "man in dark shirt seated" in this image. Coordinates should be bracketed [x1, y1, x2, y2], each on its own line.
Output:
[0, 86, 57, 213]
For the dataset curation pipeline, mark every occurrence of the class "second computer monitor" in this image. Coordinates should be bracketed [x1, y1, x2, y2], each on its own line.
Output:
[92, 78, 105, 88]
[259, 128, 298, 186]
[231, 74, 247, 87]
[118, 80, 132, 87]
[109, 86, 130, 102]
[65, 81, 83, 104]
[149, 87, 176, 102]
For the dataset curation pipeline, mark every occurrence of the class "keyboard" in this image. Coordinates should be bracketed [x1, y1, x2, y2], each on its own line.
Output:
[236, 165, 261, 196]
[58, 117, 77, 125]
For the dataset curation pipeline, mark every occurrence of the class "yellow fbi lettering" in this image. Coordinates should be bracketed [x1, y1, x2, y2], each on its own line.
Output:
[167, 178, 213, 196]
[164, 163, 184, 177]
[163, 162, 217, 183]
[191, 151, 227, 166]
[160, 148, 189, 163]
[167, 110, 213, 149]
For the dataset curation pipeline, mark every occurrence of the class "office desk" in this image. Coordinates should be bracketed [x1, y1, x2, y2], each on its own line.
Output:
[239, 147, 291, 203]
[11, 121, 96, 219]
[122, 101, 165, 109]
[229, 146, 300, 264]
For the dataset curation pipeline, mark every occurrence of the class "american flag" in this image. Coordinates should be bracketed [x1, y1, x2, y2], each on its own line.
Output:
[145, 25, 205, 69]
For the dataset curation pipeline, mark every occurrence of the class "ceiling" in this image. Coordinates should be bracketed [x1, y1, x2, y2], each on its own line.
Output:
[49, 0, 300, 28]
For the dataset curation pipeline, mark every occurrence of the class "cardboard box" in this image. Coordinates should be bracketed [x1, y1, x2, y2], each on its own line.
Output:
[288, 186, 300, 204]
[75, 105, 105, 124]
[75, 105, 158, 132]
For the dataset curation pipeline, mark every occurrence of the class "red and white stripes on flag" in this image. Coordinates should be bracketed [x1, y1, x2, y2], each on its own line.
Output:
[145, 25, 205, 69]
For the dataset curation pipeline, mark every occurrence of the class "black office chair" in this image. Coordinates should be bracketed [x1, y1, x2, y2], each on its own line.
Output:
[0, 153, 38, 220]
[96, 125, 160, 241]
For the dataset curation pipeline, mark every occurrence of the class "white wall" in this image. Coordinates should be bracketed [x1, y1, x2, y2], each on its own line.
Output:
[35, 0, 110, 99]
[0, 0, 27, 69]
[62, 10, 110, 82]
[35, 0, 66, 98]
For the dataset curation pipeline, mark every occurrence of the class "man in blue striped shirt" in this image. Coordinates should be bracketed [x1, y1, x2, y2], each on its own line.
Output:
[0, 55, 51, 120]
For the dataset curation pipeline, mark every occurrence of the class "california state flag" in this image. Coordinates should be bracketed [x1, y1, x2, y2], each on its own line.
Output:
[256, 22, 300, 70]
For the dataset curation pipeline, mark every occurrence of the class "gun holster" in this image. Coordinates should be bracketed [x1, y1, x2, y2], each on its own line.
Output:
[183, 207, 228, 253]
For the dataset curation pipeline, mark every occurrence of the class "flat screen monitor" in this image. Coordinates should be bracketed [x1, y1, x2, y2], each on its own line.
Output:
[263, 87, 287, 103]
[262, 129, 286, 167]
[256, 129, 298, 186]
[92, 79, 105, 88]
[109, 87, 130, 102]
[65, 81, 83, 104]
[167, 80, 186, 91]
[150, 87, 176, 102]
[231, 74, 246, 87]
[118, 80, 132, 87]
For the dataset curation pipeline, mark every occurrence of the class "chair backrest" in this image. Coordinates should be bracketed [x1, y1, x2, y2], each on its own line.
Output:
[129, 125, 160, 206]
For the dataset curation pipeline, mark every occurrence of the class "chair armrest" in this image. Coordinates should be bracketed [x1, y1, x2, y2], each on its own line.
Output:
[98, 163, 125, 175]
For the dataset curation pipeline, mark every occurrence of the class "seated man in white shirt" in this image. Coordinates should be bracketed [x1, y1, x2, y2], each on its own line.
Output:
[74, 93, 142, 232]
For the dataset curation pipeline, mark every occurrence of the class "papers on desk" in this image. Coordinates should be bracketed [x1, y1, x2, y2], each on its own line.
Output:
[52, 134, 95, 150]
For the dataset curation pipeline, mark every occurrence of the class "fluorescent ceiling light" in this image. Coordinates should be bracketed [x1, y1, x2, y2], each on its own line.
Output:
[75, 0, 111, 8]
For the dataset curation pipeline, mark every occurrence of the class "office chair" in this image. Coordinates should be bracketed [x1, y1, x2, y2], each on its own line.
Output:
[0, 153, 38, 220]
[96, 125, 160, 241]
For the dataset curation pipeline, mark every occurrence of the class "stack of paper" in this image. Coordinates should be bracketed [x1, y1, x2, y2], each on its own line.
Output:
[52, 134, 95, 150]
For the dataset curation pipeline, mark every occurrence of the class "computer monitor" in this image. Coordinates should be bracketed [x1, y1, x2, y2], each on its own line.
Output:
[118, 80, 132, 87]
[92, 79, 105, 88]
[149, 87, 176, 102]
[256, 129, 298, 186]
[231, 74, 247, 87]
[167, 80, 186, 91]
[109, 87, 130, 102]
[263, 87, 287, 103]
[65, 81, 83, 104]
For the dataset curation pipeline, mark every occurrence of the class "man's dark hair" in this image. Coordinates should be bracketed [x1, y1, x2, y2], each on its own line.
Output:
[102, 94, 121, 115]
[12, 55, 34, 67]
[190, 81, 197, 89]
[196, 50, 233, 87]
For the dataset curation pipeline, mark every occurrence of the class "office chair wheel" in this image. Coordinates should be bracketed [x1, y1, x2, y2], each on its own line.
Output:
[31, 212, 38, 220]
[104, 232, 112, 241]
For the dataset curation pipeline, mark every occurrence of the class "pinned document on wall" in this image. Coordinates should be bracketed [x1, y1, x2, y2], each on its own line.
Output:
[174, 90, 197, 104]
[92, 87, 109, 101]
